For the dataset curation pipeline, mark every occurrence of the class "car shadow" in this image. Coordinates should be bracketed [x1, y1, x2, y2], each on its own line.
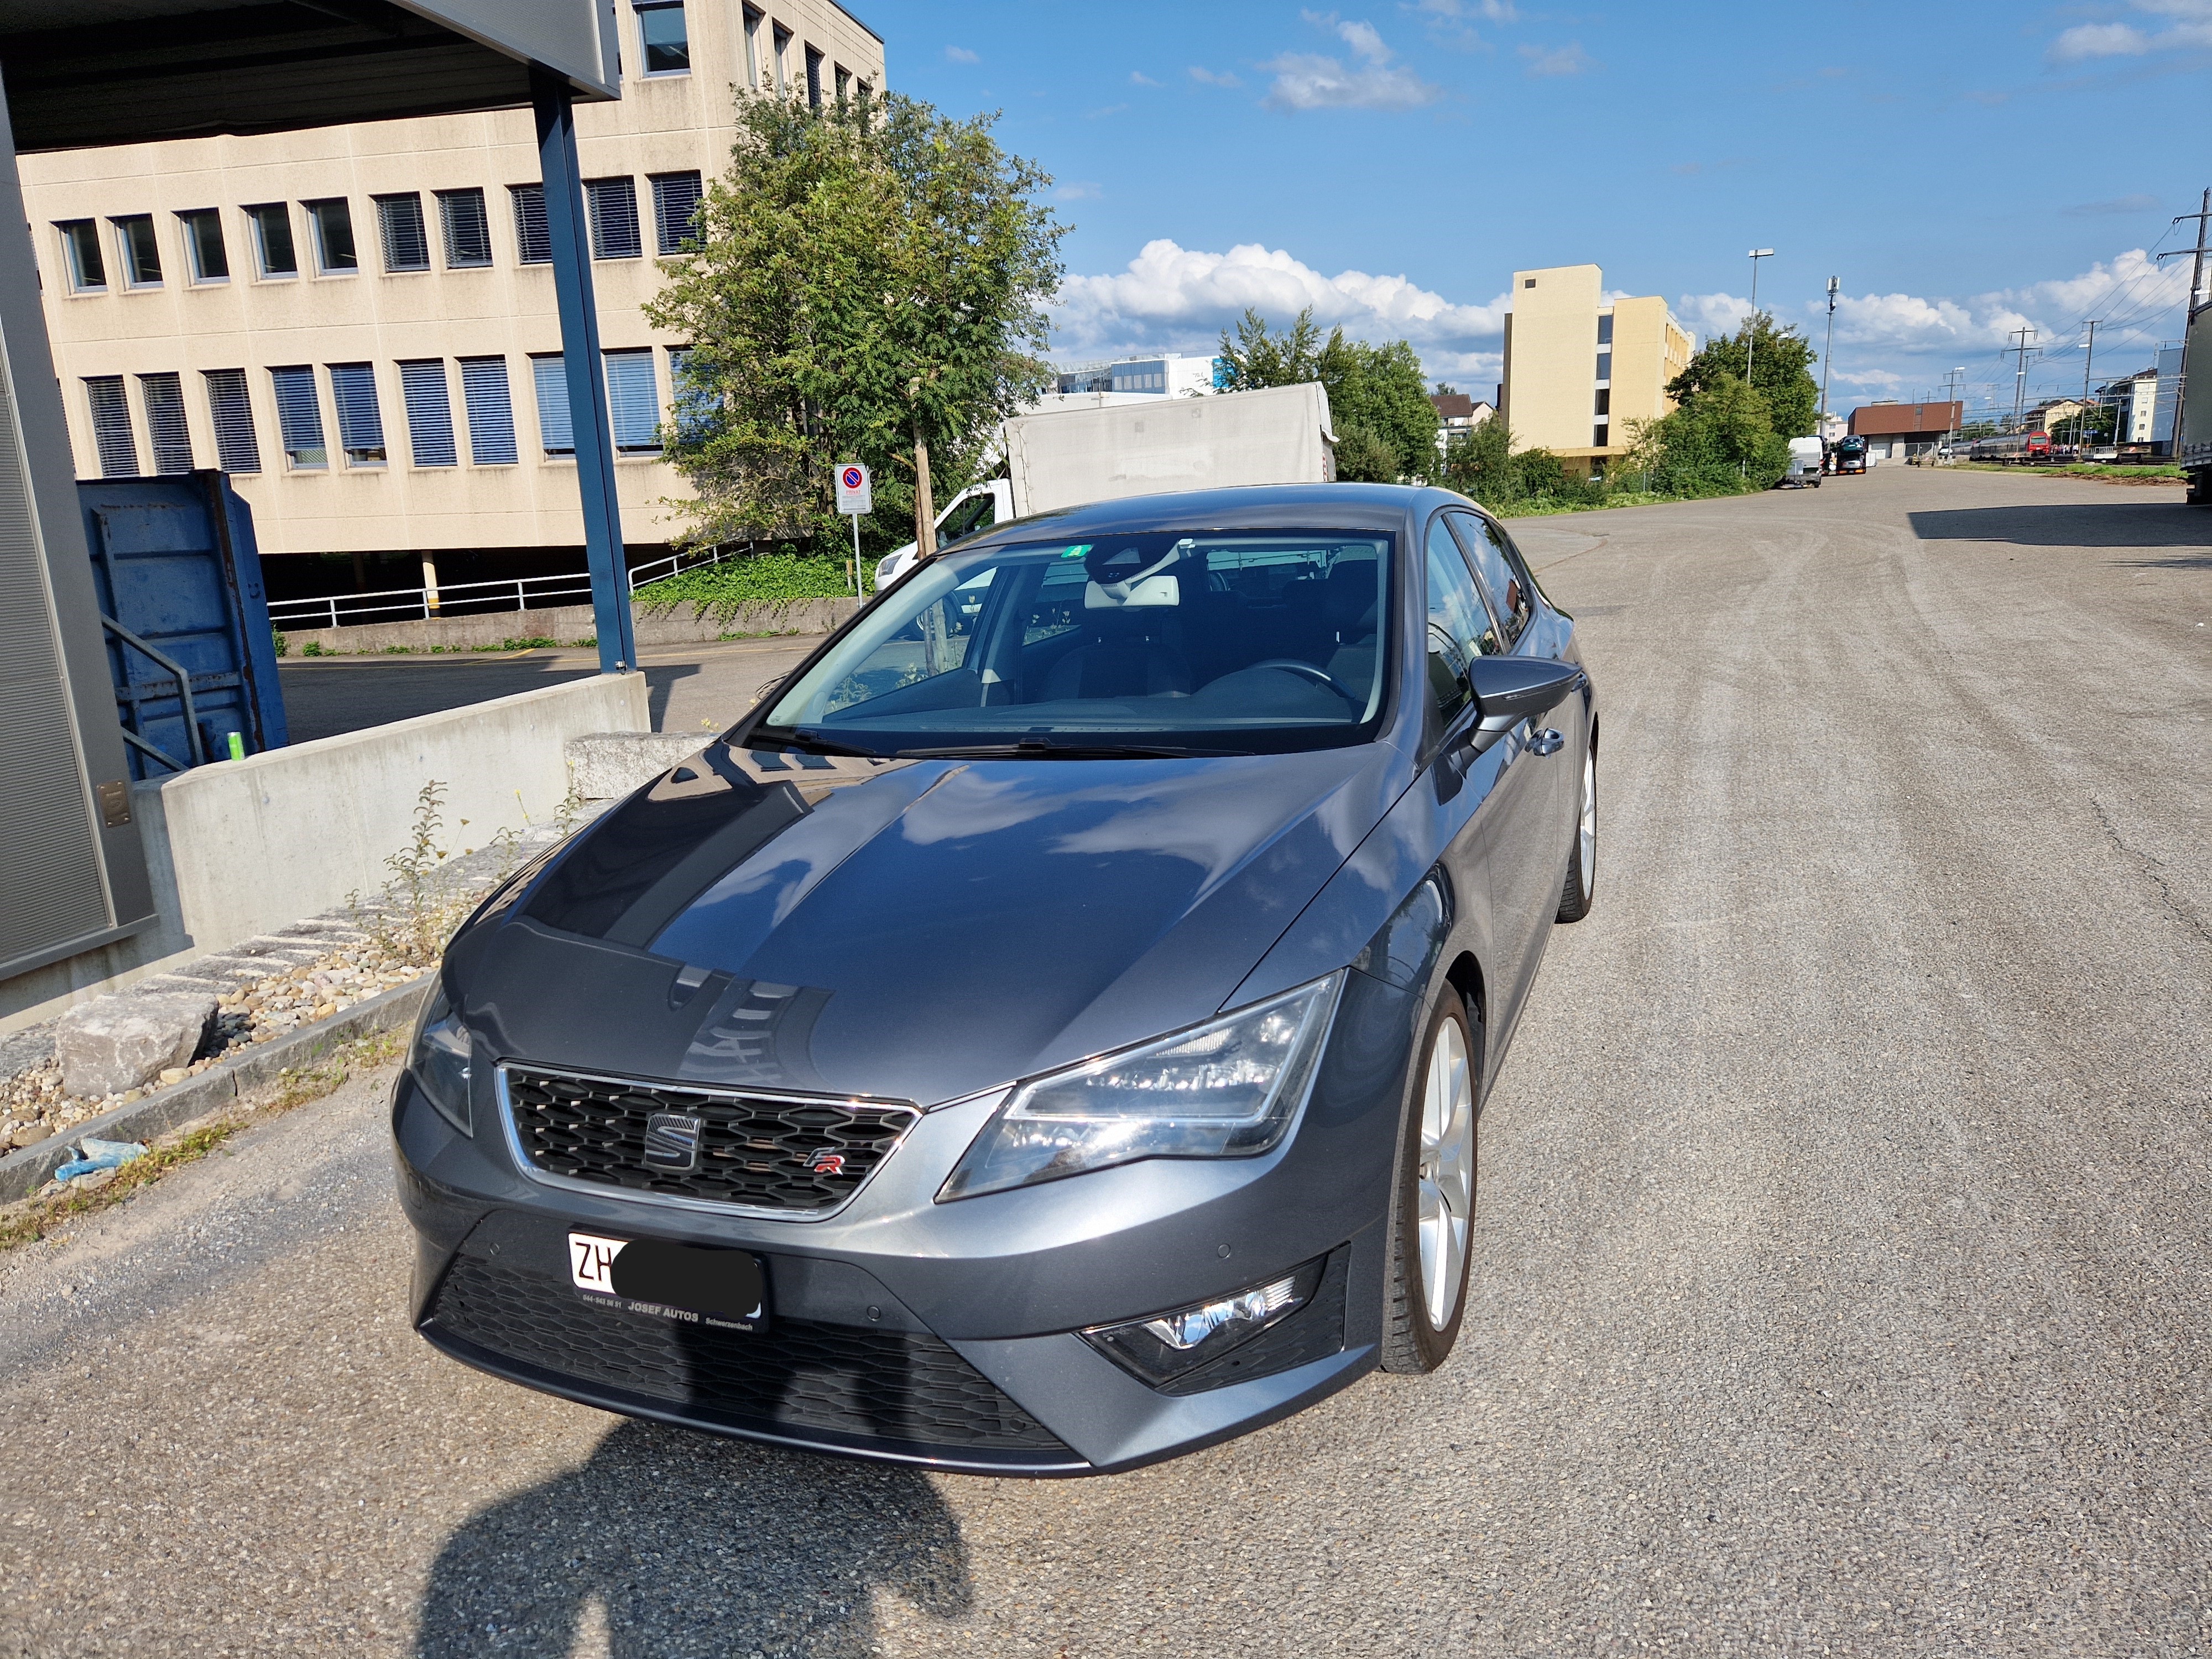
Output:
[412, 1419, 971, 1657]
[1906, 500, 2210, 551]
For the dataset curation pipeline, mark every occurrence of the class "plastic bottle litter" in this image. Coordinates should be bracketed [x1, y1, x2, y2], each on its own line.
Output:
[54, 1137, 149, 1182]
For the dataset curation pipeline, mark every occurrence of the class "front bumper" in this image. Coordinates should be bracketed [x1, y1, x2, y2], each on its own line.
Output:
[393, 968, 1417, 1475]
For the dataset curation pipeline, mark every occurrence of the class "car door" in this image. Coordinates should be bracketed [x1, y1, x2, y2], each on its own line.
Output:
[1445, 509, 1574, 1018]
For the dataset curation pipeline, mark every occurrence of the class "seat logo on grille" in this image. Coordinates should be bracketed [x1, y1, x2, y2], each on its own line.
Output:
[642, 1112, 704, 1172]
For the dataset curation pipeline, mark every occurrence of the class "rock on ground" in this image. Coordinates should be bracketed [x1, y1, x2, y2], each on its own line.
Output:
[53, 991, 217, 1099]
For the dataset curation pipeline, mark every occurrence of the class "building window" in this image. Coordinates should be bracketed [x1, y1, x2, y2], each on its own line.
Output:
[667, 346, 713, 441]
[57, 220, 105, 291]
[650, 171, 704, 255]
[398, 360, 457, 467]
[531, 354, 573, 455]
[139, 373, 194, 473]
[1523, 277, 1536, 289]
[772, 23, 791, 92]
[742, 5, 762, 86]
[246, 204, 296, 278]
[176, 210, 228, 283]
[1594, 388, 1610, 417]
[202, 368, 261, 473]
[1597, 313, 1613, 347]
[634, 1, 689, 74]
[1593, 422, 1609, 447]
[436, 187, 492, 268]
[510, 184, 551, 265]
[805, 45, 823, 107]
[374, 193, 430, 272]
[604, 349, 660, 451]
[1595, 350, 1611, 382]
[305, 199, 358, 274]
[327, 362, 385, 466]
[857, 77, 873, 102]
[835, 64, 851, 102]
[269, 366, 327, 469]
[586, 178, 643, 260]
[84, 376, 138, 477]
[112, 215, 163, 286]
[459, 356, 519, 466]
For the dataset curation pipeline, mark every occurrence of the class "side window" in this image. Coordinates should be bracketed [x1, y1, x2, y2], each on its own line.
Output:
[810, 569, 996, 716]
[1423, 518, 1494, 729]
[939, 491, 996, 547]
[1448, 512, 1532, 648]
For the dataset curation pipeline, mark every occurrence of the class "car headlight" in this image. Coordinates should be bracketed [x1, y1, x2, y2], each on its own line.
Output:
[408, 983, 474, 1136]
[937, 972, 1343, 1202]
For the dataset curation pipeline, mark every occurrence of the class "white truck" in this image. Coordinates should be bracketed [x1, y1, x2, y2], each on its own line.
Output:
[1782, 435, 1824, 487]
[873, 383, 1337, 587]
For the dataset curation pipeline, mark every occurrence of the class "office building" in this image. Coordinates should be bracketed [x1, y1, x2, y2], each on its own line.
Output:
[18, 0, 885, 607]
[1499, 264, 1692, 477]
[1847, 400, 1962, 462]
[1055, 353, 1224, 398]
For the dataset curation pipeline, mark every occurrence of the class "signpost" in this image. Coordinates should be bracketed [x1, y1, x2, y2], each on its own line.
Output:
[835, 463, 872, 596]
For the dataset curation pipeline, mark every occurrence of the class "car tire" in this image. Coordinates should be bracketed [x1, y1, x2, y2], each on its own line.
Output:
[1380, 989, 1479, 1375]
[1555, 734, 1597, 922]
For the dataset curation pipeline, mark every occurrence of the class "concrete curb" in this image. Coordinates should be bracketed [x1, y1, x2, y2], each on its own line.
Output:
[0, 975, 434, 1205]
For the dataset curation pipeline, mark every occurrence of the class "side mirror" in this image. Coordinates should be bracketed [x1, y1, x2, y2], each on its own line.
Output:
[1464, 656, 1585, 732]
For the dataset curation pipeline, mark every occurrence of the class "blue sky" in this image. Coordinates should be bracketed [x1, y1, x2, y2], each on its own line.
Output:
[870, 1, 2211, 420]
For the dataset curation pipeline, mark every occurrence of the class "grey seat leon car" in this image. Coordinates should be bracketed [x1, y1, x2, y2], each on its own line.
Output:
[394, 483, 1598, 1475]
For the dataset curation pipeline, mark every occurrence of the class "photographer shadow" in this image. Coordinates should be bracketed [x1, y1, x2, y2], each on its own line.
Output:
[413, 1418, 971, 1658]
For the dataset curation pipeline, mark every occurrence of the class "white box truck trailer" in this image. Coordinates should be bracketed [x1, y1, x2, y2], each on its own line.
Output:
[874, 383, 1337, 587]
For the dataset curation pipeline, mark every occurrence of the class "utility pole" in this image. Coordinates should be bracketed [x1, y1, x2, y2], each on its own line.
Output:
[2078, 320, 2100, 451]
[2008, 327, 2037, 430]
[1819, 275, 1839, 429]
[1746, 248, 1775, 386]
[1943, 366, 1965, 447]
[2155, 186, 2210, 466]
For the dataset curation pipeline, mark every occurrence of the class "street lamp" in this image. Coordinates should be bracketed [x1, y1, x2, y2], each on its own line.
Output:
[1819, 275, 1839, 431]
[1746, 248, 1775, 384]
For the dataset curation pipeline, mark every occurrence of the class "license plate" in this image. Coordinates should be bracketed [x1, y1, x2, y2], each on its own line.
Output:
[568, 1232, 768, 1332]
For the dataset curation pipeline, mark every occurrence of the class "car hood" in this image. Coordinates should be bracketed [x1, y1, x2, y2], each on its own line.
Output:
[450, 740, 1408, 1107]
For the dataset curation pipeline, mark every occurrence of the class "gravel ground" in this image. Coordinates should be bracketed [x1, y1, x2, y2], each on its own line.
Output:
[0, 466, 2205, 1657]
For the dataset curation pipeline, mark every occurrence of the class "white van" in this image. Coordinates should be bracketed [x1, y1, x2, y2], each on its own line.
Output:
[1782, 436, 1824, 488]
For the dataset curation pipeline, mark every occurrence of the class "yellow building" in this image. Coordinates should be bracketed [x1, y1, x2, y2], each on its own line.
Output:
[17, 0, 884, 604]
[1499, 264, 1692, 477]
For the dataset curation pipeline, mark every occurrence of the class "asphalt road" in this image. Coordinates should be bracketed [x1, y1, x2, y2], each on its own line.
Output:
[3, 465, 2207, 1657]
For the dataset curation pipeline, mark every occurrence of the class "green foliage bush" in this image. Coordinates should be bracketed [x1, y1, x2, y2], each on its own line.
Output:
[635, 553, 858, 620]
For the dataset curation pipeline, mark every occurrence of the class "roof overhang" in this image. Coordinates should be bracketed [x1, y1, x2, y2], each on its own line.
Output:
[0, 0, 616, 153]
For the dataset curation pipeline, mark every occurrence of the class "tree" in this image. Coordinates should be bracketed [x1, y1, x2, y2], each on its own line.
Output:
[1627, 371, 1788, 493]
[1668, 312, 1820, 442]
[1216, 307, 1439, 482]
[646, 91, 1066, 554]
[2049, 406, 2115, 445]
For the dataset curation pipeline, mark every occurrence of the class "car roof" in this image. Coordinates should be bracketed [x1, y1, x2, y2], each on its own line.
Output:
[959, 482, 1463, 548]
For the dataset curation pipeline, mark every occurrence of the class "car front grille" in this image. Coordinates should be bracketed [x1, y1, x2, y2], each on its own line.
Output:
[424, 1255, 1076, 1462]
[503, 1065, 917, 1214]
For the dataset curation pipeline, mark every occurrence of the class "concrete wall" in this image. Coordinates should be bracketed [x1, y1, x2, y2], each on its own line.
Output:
[281, 595, 859, 655]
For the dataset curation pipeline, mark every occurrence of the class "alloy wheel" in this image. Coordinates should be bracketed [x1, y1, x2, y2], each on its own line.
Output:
[1577, 748, 1597, 903]
[1417, 1017, 1475, 1328]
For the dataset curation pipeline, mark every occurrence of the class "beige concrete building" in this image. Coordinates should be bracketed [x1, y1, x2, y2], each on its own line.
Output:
[1499, 264, 1692, 477]
[18, 0, 884, 606]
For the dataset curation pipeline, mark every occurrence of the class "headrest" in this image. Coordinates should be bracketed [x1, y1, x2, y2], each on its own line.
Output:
[1324, 560, 1380, 628]
[1084, 545, 1183, 610]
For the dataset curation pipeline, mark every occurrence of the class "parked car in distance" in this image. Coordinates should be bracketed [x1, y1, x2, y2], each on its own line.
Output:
[394, 484, 1598, 1475]
[1833, 435, 1868, 474]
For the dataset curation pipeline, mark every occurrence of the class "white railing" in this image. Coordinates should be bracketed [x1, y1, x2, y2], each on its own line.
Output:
[268, 546, 735, 631]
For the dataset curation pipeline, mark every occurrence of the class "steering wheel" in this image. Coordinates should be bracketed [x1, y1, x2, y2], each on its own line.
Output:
[1247, 658, 1357, 703]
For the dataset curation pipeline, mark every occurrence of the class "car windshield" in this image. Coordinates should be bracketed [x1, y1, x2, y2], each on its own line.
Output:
[756, 529, 1394, 757]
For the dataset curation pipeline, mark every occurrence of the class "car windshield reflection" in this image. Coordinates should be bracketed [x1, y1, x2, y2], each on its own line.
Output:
[756, 530, 1394, 758]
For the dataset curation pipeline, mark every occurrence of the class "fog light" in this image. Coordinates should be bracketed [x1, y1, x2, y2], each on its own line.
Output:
[1082, 1258, 1324, 1387]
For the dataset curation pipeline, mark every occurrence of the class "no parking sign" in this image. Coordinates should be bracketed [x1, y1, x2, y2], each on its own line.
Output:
[835, 463, 872, 514]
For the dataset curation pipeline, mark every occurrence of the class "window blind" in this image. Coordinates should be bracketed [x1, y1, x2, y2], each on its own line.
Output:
[459, 356, 519, 465]
[269, 366, 326, 469]
[437, 188, 492, 268]
[139, 373, 193, 473]
[202, 368, 261, 473]
[399, 361, 457, 468]
[510, 184, 550, 264]
[531, 354, 573, 455]
[84, 376, 138, 477]
[327, 363, 385, 466]
[375, 194, 430, 272]
[650, 172, 704, 255]
[586, 178, 643, 260]
[603, 349, 660, 451]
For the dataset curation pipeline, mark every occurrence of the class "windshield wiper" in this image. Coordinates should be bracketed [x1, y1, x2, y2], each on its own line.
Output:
[893, 738, 1224, 760]
[750, 727, 882, 759]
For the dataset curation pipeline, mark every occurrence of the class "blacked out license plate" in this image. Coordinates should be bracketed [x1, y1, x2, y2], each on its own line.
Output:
[568, 1232, 768, 1332]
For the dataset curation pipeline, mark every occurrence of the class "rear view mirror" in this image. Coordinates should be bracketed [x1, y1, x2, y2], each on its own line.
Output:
[1465, 657, 1585, 730]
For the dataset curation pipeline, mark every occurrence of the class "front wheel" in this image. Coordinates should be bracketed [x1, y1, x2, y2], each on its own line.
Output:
[1556, 736, 1597, 922]
[1380, 992, 1478, 1374]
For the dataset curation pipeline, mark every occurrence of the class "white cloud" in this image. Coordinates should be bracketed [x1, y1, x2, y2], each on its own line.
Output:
[2048, 0, 2212, 59]
[1262, 14, 1440, 108]
[1130, 70, 1162, 86]
[1054, 238, 1509, 377]
[944, 45, 979, 64]
[1519, 41, 1593, 76]
[1056, 182, 1102, 201]
[1410, 0, 1517, 17]
[1189, 65, 1244, 86]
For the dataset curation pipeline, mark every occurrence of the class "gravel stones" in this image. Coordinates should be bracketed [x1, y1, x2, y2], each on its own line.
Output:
[54, 991, 218, 1099]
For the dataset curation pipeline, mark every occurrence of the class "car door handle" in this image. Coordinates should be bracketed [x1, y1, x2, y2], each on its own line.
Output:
[1529, 728, 1566, 757]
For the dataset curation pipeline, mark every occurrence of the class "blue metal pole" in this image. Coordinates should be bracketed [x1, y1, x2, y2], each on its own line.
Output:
[533, 69, 636, 676]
